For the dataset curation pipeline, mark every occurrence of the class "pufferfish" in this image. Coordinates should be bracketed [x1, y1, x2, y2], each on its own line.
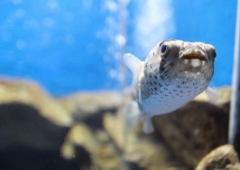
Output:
[123, 39, 219, 133]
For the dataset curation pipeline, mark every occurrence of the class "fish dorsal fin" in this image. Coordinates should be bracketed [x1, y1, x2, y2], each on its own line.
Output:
[205, 87, 220, 103]
[123, 53, 142, 75]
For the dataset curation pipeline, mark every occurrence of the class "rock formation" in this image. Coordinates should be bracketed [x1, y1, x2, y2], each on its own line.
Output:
[0, 77, 238, 170]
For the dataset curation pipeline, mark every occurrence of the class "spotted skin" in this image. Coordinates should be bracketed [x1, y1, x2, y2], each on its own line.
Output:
[134, 39, 216, 117]
[124, 39, 216, 133]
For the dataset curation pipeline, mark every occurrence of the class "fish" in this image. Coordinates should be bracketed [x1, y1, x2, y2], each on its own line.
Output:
[123, 39, 219, 133]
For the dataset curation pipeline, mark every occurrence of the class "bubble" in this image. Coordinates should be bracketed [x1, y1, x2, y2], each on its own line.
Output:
[2, 32, 12, 41]
[115, 34, 126, 46]
[105, 16, 114, 26]
[16, 40, 26, 50]
[109, 69, 118, 78]
[41, 33, 51, 45]
[96, 31, 103, 39]
[15, 9, 25, 19]
[113, 52, 121, 60]
[87, 43, 96, 54]
[12, 0, 22, 5]
[82, 0, 92, 9]
[43, 18, 54, 28]
[26, 19, 40, 29]
[105, 0, 118, 12]
[47, 0, 60, 12]
[63, 12, 73, 22]
[65, 34, 74, 45]
[122, 0, 130, 6]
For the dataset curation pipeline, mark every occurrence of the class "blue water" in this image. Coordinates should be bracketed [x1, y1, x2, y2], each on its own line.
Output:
[0, 0, 237, 96]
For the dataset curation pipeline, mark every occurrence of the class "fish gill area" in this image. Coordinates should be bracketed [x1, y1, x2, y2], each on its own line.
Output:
[0, 78, 238, 170]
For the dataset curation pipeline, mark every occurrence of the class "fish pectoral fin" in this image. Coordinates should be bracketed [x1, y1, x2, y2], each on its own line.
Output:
[123, 53, 142, 75]
[143, 116, 154, 134]
[126, 101, 141, 130]
[205, 87, 220, 104]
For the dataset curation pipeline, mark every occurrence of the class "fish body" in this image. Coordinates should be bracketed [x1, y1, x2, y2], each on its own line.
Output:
[124, 39, 218, 133]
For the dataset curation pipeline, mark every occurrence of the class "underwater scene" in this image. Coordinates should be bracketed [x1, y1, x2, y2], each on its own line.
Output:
[0, 0, 239, 170]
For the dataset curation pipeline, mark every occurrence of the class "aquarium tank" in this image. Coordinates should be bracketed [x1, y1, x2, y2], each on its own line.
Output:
[0, 0, 239, 170]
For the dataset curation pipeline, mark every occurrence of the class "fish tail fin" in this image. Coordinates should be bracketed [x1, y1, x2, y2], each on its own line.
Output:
[125, 101, 154, 134]
[125, 101, 141, 130]
[205, 87, 220, 103]
[143, 116, 154, 134]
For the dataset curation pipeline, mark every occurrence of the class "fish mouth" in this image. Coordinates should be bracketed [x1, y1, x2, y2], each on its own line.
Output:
[180, 49, 208, 68]
[182, 55, 206, 61]
[181, 55, 206, 68]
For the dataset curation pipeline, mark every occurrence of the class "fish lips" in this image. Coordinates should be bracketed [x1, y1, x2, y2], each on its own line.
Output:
[179, 47, 208, 61]
[179, 48, 209, 69]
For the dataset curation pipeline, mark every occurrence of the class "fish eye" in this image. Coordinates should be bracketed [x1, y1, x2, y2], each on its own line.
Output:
[160, 44, 168, 54]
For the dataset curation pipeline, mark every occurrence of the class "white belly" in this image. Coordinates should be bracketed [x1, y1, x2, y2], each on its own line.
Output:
[139, 82, 208, 116]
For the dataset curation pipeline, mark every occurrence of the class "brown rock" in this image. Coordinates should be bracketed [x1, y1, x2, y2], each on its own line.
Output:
[0, 102, 69, 150]
[0, 78, 73, 150]
[0, 78, 78, 170]
[103, 112, 188, 170]
[0, 78, 73, 126]
[193, 87, 231, 106]
[194, 87, 231, 113]
[0, 77, 232, 170]
[195, 144, 240, 170]
[57, 91, 122, 120]
[61, 122, 126, 170]
[152, 87, 230, 167]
